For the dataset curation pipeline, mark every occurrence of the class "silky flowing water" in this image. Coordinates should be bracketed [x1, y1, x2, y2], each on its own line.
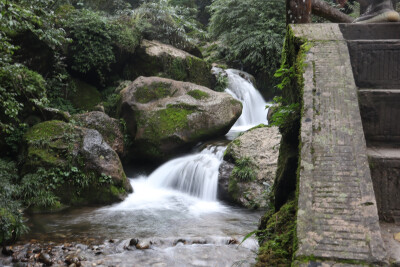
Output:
[8, 69, 270, 267]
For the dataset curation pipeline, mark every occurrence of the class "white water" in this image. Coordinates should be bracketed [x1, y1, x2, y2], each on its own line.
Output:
[224, 69, 269, 133]
[18, 68, 268, 267]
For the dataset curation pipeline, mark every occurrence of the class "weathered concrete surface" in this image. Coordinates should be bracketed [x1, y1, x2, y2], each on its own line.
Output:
[293, 24, 386, 265]
[359, 89, 400, 145]
[348, 41, 400, 89]
[368, 147, 400, 222]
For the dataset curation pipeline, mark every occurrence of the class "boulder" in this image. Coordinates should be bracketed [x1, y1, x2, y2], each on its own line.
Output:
[69, 79, 101, 111]
[119, 76, 242, 161]
[73, 111, 124, 156]
[218, 126, 281, 209]
[23, 120, 132, 208]
[123, 40, 215, 88]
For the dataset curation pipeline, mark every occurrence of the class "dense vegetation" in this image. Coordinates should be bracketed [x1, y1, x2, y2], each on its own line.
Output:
[0, 0, 292, 263]
[208, 0, 286, 97]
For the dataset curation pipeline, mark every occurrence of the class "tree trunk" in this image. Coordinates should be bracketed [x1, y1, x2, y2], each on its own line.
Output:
[286, 0, 312, 24]
[312, 0, 355, 22]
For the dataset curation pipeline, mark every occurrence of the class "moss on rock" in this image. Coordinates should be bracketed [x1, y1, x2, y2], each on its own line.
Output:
[124, 40, 215, 88]
[256, 200, 297, 266]
[70, 79, 101, 111]
[119, 76, 242, 161]
[134, 82, 174, 103]
[22, 120, 131, 210]
[187, 89, 210, 100]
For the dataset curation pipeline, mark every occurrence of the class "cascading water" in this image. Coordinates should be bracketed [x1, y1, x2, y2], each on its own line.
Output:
[147, 146, 225, 200]
[223, 68, 269, 132]
[12, 68, 269, 267]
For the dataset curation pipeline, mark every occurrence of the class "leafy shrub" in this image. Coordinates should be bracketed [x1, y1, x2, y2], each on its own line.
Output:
[62, 9, 141, 85]
[0, 64, 48, 134]
[208, 0, 286, 93]
[0, 159, 29, 245]
[231, 157, 256, 181]
[133, 0, 205, 52]
[214, 72, 228, 92]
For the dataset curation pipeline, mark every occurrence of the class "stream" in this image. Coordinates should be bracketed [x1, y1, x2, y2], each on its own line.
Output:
[1, 69, 270, 267]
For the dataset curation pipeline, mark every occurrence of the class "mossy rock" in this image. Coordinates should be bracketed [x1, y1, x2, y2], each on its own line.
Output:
[70, 79, 101, 111]
[256, 200, 296, 266]
[22, 120, 132, 210]
[218, 126, 281, 209]
[123, 40, 215, 88]
[119, 76, 242, 161]
[73, 111, 124, 156]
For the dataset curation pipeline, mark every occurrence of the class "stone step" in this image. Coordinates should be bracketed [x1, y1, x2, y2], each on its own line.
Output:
[358, 89, 400, 146]
[367, 147, 400, 222]
[346, 39, 400, 89]
[340, 23, 400, 40]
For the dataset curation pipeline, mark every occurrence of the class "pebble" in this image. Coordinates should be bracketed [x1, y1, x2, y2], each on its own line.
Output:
[65, 253, 81, 266]
[394, 232, 400, 242]
[2, 246, 14, 256]
[39, 252, 53, 266]
[135, 242, 150, 250]
[129, 238, 139, 246]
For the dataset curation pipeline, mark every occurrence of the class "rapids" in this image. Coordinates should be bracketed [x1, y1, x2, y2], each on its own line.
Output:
[7, 69, 270, 267]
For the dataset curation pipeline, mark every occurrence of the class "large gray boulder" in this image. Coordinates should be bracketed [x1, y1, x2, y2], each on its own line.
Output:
[218, 126, 281, 209]
[23, 120, 132, 209]
[123, 40, 215, 88]
[74, 111, 124, 156]
[119, 76, 242, 161]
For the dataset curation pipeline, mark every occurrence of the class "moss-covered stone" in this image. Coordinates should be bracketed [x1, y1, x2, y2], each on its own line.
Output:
[219, 126, 281, 209]
[73, 111, 124, 155]
[70, 79, 101, 111]
[256, 26, 309, 266]
[119, 76, 242, 161]
[24, 121, 75, 169]
[123, 40, 215, 88]
[256, 200, 297, 266]
[187, 89, 210, 100]
[134, 82, 173, 103]
[22, 120, 132, 210]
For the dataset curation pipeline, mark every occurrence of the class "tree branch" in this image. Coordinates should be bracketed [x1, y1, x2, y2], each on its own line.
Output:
[312, 0, 355, 23]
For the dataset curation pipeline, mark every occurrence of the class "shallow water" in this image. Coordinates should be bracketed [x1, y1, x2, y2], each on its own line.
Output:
[8, 69, 270, 267]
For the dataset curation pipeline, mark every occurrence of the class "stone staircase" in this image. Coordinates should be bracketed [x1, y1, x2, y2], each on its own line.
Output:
[343, 23, 400, 223]
[290, 23, 400, 266]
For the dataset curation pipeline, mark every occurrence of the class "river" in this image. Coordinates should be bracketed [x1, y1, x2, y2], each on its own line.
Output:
[2, 68, 270, 267]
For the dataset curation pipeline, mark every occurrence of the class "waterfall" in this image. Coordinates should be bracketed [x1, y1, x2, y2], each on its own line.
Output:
[224, 69, 269, 131]
[117, 68, 269, 202]
[147, 146, 225, 201]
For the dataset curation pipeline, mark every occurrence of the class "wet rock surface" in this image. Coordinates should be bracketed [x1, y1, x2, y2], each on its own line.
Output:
[73, 111, 124, 156]
[119, 76, 242, 161]
[22, 120, 132, 208]
[219, 126, 281, 208]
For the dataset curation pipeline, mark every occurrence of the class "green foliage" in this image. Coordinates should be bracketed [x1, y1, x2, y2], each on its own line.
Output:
[214, 72, 228, 92]
[0, 0, 71, 152]
[256, 200, 297, 266]
[19, 169, 61, 209]
[62, 9, 141, 85]
[133, 0, 205, 51]
[269, 96, 300, 132]
[0, 159, 29, 245]
[187, 89, 209, 99]
[0, 64, 48, 134]
[208, 0, 286, 91]
[231, 157, 256, 182]
[63, 9, 116, 81]
[64, 0, 131, 14]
